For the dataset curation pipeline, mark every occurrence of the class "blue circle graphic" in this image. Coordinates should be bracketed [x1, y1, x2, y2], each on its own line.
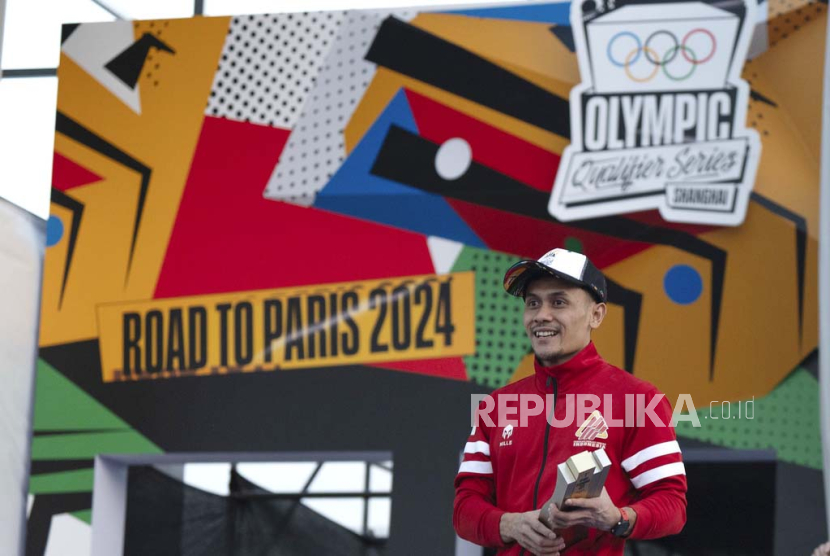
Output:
[607, 31, 642, 67]
[46, 215, 64, 247]
[663, 265, 702, 305]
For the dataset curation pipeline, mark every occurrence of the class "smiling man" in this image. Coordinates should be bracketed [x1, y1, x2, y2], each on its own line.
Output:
[453, 248, 687, 556]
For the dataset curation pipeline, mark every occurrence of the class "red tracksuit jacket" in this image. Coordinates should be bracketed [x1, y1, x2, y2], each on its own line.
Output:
[453, 343, 687, 555]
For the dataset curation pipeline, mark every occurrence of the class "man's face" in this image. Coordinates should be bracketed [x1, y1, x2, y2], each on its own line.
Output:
[522, 275, 606, 367]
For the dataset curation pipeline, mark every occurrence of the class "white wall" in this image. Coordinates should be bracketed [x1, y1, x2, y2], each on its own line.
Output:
[0, 198, 45, 556]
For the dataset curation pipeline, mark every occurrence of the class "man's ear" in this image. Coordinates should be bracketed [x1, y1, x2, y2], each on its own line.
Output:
[589, 302, 607, 330]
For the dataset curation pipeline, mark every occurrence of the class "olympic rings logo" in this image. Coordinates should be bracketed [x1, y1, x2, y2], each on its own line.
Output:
[606, 29, 717, 82]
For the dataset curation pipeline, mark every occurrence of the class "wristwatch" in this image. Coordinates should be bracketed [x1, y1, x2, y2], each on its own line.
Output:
[610, 507, 630, 537]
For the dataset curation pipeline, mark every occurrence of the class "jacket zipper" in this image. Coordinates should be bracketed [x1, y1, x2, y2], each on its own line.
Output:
[520, 375, 557, 556]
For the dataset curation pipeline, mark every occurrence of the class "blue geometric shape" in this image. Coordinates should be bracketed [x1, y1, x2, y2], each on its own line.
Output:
[46, 215, 64, 247]
[441, 2, 572, 26]
[315, 89, 486, 248]
[663, 264, 703, 305]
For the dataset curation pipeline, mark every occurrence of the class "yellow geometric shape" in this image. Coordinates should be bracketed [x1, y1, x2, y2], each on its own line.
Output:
[41, 16, 231, 347]
[747, 11, 826, 162]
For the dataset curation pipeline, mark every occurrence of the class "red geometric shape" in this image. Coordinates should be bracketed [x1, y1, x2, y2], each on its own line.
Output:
[404, 88, 560, 193]
[153, 116, 460, 381]
[402, 90, 717, 262]
[369, 357, 468, 381]
[446, 197, 652, 268]
[52, 152, 103, 191]
[155, 115, 434, 297]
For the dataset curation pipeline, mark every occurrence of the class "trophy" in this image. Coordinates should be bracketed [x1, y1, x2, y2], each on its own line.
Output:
[539, 448, 611, 529]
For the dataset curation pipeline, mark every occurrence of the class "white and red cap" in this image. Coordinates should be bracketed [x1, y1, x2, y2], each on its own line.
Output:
[503, 248, 607, 302]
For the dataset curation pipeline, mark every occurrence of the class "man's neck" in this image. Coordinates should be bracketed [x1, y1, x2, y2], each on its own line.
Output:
[537, 340, 591, 367]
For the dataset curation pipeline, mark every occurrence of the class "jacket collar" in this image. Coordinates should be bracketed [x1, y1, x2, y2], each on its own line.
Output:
[533, 342, 604, 392]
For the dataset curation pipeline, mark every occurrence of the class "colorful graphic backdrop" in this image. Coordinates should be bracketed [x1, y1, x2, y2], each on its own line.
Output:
[31, 2, 826, 553]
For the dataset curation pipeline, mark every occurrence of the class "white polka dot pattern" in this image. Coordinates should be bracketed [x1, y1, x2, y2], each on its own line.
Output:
[263, 9, 417, 206]
[205, 12, 345, 128]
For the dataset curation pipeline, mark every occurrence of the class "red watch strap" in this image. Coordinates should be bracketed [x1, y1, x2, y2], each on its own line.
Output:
[619, 507, 629, 522]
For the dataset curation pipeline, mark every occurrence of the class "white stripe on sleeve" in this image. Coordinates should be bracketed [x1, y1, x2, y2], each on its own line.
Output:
[464, 441, 491, 457]
[622, 440, 681, 472]
[630, 462, 686, 489]
[458, 461, 494, 475]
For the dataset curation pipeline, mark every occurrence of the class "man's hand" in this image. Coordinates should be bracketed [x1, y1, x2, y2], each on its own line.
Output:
[542, 488, 630, 532]
[500, 510, 566, 555]
[812, 541, 830, 556]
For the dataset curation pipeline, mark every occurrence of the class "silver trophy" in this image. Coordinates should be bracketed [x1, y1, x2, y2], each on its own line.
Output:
[540, 448, 611, 528]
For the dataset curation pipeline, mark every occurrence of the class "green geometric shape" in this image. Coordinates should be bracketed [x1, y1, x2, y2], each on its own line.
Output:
[72, 510, 92, 524]
[30, 359, 162, 500]
[34, 359, 131, 432]
[29, 469, 95, 494]
[564, 236, 583, 253]
[451, 246, 528, 388]
[31, 431, 161, 460]
[676, 368, 822, 469]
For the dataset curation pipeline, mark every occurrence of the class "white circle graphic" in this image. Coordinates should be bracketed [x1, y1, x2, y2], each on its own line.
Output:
[434, 138, 472, 181]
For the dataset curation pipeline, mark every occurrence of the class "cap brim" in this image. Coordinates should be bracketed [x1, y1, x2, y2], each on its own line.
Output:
[503, 259, 589, 298]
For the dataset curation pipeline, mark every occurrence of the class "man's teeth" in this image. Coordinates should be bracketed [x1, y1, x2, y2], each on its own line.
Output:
[535, 331, 558, 337]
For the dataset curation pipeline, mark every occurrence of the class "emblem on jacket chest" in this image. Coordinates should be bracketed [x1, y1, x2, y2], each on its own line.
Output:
[573, 410, 609, 448]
